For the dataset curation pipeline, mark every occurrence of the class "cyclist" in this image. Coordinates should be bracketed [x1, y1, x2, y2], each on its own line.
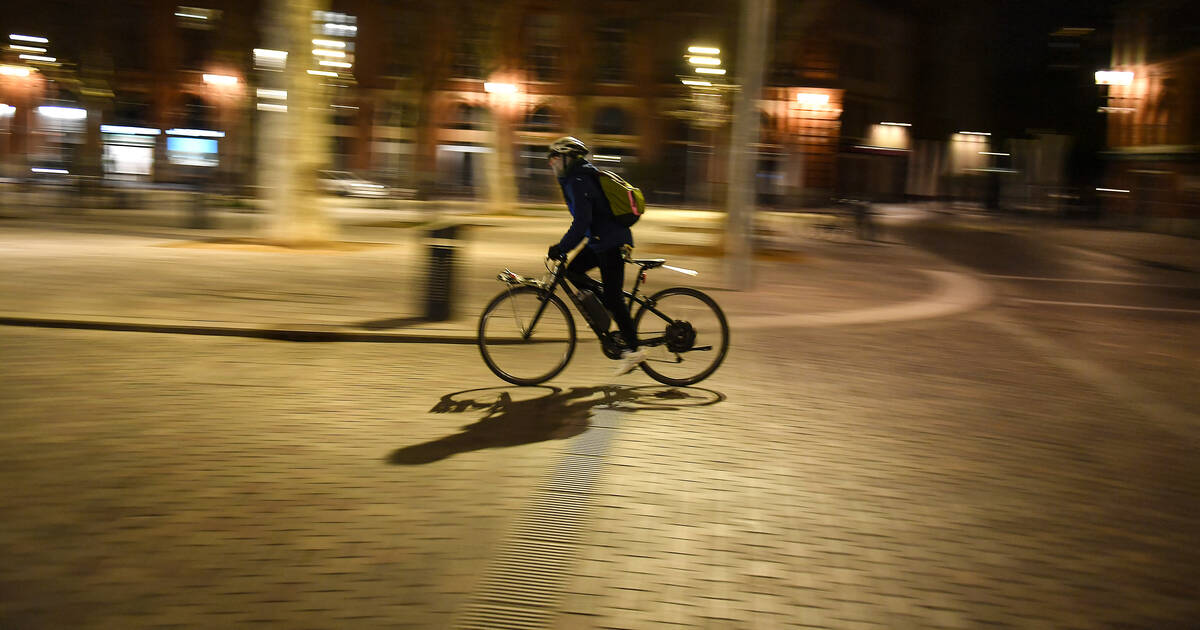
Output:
[544, 136, 646, 376]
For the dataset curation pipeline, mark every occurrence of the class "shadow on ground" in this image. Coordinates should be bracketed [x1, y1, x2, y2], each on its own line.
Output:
[388, 385, 724, 465]
[358, 316, 431, 330]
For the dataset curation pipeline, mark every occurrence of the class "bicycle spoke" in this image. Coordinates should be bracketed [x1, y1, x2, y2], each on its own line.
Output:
[478, 287, 575, 385]
[633, 288, 729, 386]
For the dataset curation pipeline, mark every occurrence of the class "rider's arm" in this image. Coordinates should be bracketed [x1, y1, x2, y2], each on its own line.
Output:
[556, 175, 594, 252]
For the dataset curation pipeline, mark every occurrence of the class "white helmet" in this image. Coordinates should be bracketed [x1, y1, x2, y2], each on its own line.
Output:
[547, 136, 589, 158]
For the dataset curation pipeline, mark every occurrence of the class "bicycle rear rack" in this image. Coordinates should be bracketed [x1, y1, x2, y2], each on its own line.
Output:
[497, 268, 546, 289]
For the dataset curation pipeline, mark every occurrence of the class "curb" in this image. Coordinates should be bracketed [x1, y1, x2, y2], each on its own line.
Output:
[0, 315, 480, 344]
[0, 268, 993, 342]
[731, 269, 992, 329]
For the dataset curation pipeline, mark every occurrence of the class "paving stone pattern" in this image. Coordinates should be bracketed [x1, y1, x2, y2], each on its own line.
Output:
[2, 215, 1198, 628]
[1, 330, 562, 628]
[4, 320, 1196, 628]
[555, 320, 1200, 629]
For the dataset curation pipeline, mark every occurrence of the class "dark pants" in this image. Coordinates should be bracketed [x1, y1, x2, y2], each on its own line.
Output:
[566, 246, 638, 350]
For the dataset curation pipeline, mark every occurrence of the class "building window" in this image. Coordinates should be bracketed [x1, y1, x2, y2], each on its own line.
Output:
[114, 94, 152, 126]
[315, 10, 357, 39]
[595, 18, 630, 83]
[524, 13, 561, 82]
[446, 103, 485, 130]
[380, 101, 417, 128]
[840, 41, 878, 83]
[331, 105, 357, 127]
[182, 96, 214, 130]
[179, 27, 212, 71]
[594, 106, 630, 136]
[452, 9, 485, 79]
[840, 97, 871, 140]
[175, 6, 219, 29]
[522, 106, 561, 132]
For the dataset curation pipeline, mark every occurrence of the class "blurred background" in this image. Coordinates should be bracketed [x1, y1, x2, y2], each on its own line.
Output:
[3, 3, 1200, 628]
[0, 0, 1196, 232]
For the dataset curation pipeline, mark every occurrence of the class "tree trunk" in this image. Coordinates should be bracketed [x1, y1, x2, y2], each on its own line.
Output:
[725, 0, 774, 289]
[482, 110, 518, 214]
[262, 0, 337, 245]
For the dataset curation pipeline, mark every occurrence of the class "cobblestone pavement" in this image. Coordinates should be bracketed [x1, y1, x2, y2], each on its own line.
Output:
[1, 329, 561, 628]
[3, 314, 1198, 628]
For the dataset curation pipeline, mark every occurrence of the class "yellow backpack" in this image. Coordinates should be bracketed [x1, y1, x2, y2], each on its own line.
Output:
[596, 169, 645, 227]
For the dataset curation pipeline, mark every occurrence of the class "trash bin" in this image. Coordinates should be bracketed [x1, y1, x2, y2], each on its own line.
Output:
[424, 223, 461, 321]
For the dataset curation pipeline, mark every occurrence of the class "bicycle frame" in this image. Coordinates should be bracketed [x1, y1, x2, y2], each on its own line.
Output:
[507, 258, 674, 350]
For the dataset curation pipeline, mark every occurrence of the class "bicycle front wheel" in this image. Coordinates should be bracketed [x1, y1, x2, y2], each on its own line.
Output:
[478, 286, 576, 386]
[633, 287, 729, 386]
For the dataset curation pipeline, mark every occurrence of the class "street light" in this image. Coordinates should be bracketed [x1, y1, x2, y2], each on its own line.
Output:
[1095, 70, 1133, 86]
[202, 73, 238, 86]
[796, 93, 829, 106]
[37, 105, 87, 120]
[166, 128, 225, 138]
[9, 34, 49, 44]
[99, 125, 159, 135]
[253, 48, 287, 71]
[483, 82, 517, 95]
[0, 65, 31, 77]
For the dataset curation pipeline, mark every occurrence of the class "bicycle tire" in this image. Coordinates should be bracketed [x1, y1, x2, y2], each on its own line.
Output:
[478, 286, 576, 386]
[633, 287, 729, 386]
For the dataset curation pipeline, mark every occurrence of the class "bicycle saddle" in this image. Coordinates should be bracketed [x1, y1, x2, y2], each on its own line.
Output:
[631, 258, 666, 270]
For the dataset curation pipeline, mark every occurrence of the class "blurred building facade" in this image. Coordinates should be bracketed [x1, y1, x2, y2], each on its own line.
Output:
[1099, 0, 1199, 226]
[1, 0, 992, 209]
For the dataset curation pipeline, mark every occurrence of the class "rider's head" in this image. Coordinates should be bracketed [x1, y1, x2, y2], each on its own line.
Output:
[547, 136, 589, 178]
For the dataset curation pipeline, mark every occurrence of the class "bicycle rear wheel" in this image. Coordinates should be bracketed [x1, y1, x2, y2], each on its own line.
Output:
[633, 287, 729, 386]
[478, 286, 576, 386]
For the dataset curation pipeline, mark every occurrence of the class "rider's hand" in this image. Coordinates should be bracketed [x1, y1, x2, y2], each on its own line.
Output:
[547, 244, 565, 260]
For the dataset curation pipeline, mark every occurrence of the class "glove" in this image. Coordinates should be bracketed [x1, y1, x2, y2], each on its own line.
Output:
[547, 244, 565, 260]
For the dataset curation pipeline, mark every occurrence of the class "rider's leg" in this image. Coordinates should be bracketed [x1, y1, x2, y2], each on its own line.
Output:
[597, 247, 638, 351]
[565, 247, 601, 293]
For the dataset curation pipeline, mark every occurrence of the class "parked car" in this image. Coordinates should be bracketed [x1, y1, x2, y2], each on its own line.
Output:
[318, 170, 390, 198]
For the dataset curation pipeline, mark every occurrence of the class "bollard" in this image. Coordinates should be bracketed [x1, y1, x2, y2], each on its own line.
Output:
[188, 190, 211, 229]
[424, 223, 461, 321]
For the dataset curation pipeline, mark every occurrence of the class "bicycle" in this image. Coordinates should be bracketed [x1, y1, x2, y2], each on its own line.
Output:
[477, 249, 730, 387]
[806, 198, 875, 242]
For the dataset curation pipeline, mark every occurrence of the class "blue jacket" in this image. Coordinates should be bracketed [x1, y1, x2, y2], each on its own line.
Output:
[556, 160, 633, 253]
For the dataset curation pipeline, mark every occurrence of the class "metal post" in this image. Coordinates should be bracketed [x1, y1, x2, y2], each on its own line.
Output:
[724, 0, 774, 290]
